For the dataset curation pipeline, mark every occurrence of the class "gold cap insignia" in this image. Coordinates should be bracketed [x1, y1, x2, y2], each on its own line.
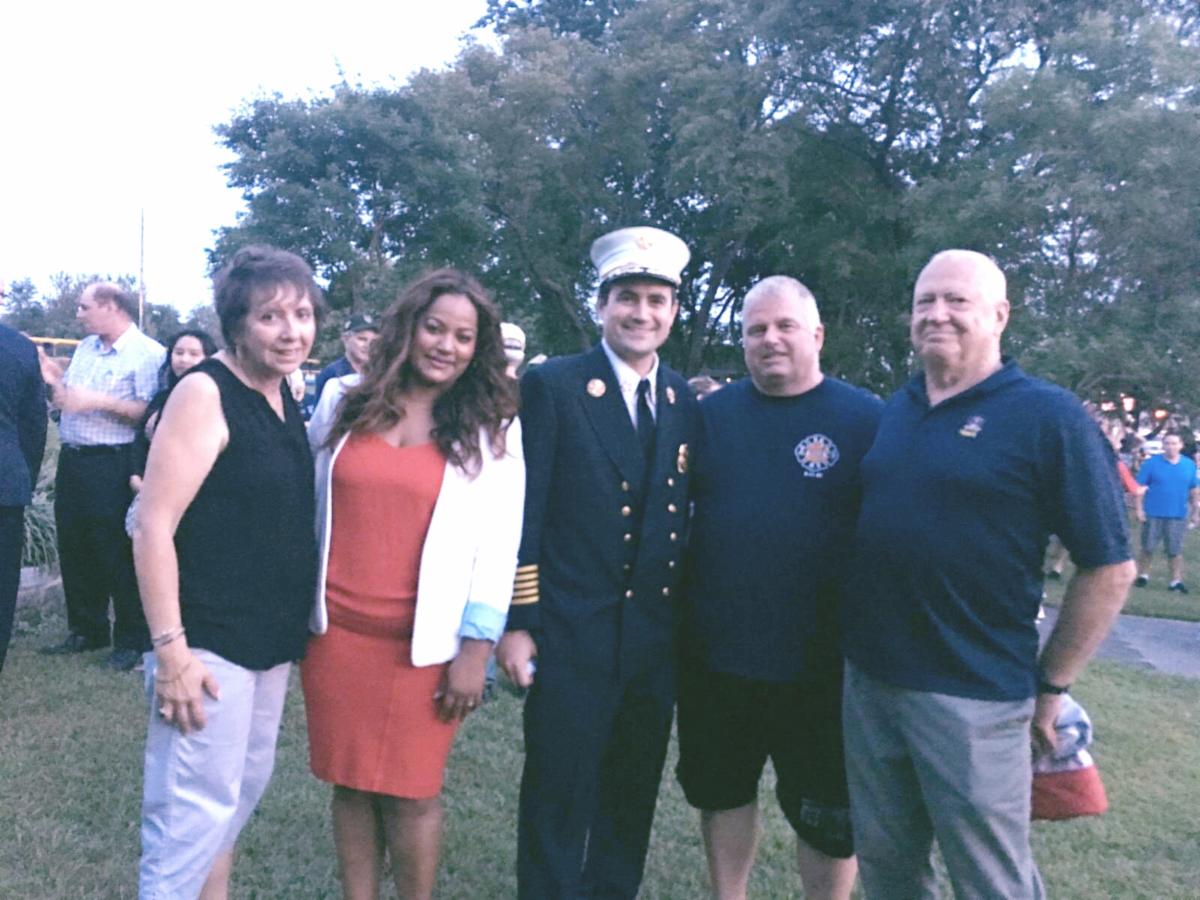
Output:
[676, 443, 689, 474]
[665, 386, 676, 405]
[587, 378, 607, 398]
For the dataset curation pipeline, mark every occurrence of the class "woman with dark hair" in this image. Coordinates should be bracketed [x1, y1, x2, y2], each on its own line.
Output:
[146, 331, 219, 426]
[133, 245, 324, 898]
[303, 268, 524, 900]
[129, 330, 219, 494]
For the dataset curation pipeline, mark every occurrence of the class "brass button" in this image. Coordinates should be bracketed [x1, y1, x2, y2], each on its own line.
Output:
[667, 503, 678, 514]
[625, 589, 634, 599]
[667, 477, 675, 487]
[623, 563, 632, 572]
[668, 559, 676, 569]
[621, 505, 632, 517]
[669, 532, 678, 542]
[621, 481, 631, 492]
[662, 587, 670, 597]
[624, 533, 633, 543]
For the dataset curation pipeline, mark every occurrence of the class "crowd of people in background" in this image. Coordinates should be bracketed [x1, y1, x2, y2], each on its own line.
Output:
[1, 222, 1181, 900]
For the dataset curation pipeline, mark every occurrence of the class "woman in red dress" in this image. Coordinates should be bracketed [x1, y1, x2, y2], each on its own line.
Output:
[303, 269, 524, 899]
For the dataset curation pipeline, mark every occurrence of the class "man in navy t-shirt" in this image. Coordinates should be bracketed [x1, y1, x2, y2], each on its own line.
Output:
[1134, 432, 1199, 592]
[840, 250, 1134, 899]
[677, 276, 881, 900]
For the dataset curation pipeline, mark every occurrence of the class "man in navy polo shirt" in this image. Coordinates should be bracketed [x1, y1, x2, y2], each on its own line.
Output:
[677, 276, 880, 900]
[841, 250, 1134, 899]
[1133, 432, 1199, 592]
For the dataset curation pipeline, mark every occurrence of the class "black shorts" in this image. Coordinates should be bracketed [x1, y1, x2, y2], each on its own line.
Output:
[675, 656, 853, 858]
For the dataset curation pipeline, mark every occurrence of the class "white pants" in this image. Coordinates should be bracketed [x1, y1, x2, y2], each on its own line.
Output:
[139, 649, 290, 900]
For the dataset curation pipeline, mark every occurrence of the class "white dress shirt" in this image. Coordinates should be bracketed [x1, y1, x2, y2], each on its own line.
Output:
[601, 339, 658, 427]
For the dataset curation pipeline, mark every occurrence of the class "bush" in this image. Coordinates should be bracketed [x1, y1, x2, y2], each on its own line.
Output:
[21, 424, 58, 569]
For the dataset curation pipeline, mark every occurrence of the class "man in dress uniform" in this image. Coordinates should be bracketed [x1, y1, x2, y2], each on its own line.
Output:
[497, 226, 700, 899]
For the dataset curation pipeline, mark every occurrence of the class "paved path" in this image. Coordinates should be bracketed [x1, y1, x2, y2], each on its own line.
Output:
[1040, 607, 1200, 679]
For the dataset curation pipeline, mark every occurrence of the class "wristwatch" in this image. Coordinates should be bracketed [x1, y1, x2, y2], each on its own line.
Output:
[1036, 670, 1071, 695]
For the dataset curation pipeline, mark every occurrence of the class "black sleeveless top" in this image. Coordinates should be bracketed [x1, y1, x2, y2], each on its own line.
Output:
[173, 358, 316, 670]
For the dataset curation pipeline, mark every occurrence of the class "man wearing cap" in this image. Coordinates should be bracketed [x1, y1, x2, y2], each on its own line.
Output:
[497, 226, 700, 899]
[314, 313, 379, 403]
[501, 322, 528, 379]
[677, 276, 879, 900]
[840, 250, 1134, 898]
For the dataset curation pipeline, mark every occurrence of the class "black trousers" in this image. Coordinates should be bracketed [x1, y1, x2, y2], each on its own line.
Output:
[0, 505, 23, 673]
[517, 620, 675, 900]
[54, 446, 148, 651]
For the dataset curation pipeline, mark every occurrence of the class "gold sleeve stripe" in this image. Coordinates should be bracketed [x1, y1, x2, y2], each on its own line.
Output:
[512, 564, 539, 605]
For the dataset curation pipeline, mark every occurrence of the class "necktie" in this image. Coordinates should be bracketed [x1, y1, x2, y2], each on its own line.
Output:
[636, 379, 656, 464]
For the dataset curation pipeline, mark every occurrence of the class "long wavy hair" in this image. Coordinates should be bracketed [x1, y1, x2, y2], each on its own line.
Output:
[326, 269, 518, 475]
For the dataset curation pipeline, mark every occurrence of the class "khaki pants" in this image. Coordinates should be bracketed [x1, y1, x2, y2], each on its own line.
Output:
[842, 661, 1045, 900]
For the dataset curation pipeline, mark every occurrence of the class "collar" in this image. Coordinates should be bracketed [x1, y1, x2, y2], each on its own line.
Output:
[102, 322, 139, 353]
[601, 338, 659, 395]
[907, 357, 1023, 408]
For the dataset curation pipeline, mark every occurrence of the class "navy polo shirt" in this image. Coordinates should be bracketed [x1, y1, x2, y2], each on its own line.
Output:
[841, 360, 1131, 701]
[684, 377, 882, 682]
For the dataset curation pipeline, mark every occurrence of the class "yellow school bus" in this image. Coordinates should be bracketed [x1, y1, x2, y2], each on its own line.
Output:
[28, 336, 80, 358]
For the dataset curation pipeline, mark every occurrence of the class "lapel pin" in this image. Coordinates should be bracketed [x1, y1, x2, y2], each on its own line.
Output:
[665, 386, 676, 405]
[586, 378, 607, 398]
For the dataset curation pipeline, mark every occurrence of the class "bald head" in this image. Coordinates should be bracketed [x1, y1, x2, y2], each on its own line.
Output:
[911, 250, 1010, 398]
[918, 250, 1007, 306]
[743, 276, 821, 331]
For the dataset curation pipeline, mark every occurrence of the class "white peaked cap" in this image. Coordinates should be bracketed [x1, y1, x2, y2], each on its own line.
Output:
[590, 227, 690, 287]
[500, 322, 526, 349]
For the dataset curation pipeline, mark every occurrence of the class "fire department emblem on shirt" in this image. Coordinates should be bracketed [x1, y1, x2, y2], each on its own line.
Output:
[794, 434, 839, 477]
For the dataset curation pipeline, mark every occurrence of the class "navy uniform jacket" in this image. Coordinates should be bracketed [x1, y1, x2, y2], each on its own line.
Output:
[508, 345, 699, 682]
[0, 325, 47, 507]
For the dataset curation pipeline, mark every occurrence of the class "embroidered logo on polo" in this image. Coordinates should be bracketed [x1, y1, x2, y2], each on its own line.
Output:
[795, 434, 839, 478]
[959, 415, 985, 439]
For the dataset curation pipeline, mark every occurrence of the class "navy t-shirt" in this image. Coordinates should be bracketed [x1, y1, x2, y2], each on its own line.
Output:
[841, 360, 1131, 701]
[683, 377, 882, 682]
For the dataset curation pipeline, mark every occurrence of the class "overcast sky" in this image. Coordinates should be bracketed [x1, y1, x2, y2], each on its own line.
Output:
[1, 0, 488, 315]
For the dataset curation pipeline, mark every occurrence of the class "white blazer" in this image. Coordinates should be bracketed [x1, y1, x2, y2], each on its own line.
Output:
[309, 375, 525, 666]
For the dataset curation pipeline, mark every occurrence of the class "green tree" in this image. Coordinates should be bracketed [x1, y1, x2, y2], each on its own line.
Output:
[210, 0, 1200, 406]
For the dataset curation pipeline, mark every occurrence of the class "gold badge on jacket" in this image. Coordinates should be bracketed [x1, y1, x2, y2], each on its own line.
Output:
[587, 378, 606, 398]
[676, 443, 689, 474]
[665, 386, 676, 405]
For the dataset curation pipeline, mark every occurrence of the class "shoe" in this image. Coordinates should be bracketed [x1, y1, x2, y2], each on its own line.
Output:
[40, 634, 109, 655]
[1168, 582, 1189, 594]
[1045, 570, 1062, 581]
[1134, 574, 1149, 588]
[106, 648, 142, 672]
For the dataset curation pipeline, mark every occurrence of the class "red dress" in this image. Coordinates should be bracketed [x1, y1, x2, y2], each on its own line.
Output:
[301, 433, 456, 798]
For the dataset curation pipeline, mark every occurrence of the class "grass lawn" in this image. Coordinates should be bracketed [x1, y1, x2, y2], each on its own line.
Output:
[2, 610, 1199, 898]
[1044, 515, 1200, 622]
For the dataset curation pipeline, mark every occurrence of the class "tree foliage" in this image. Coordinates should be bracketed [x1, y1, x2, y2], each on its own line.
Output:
[211, 0, 1200, 411]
